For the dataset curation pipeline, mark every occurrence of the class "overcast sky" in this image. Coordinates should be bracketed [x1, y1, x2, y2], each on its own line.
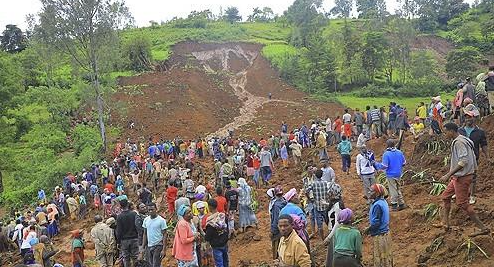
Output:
[0, 0, 473, 31]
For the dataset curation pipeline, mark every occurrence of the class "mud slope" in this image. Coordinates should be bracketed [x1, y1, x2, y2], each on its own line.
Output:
[110, 42, 343, 141]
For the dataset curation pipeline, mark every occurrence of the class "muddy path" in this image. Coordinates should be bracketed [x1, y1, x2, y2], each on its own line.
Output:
[191, 45, 299, 139]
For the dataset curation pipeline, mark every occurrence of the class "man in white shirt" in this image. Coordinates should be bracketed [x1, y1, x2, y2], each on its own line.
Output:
[356, 130, 368, 149]
[355, 145, 376, 204]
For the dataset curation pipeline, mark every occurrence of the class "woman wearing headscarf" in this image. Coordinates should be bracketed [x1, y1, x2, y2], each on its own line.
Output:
[172, 205, 200, 267]
[279, 188, 311, 255]
[192, 201, 214, 267]
[365, 184, 393, 267]
[237, 178, 258, 232]
[192, 193, 209, 216]
[332, 208, 362, 267]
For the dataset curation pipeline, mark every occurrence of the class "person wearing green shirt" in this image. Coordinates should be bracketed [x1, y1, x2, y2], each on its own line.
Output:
[332, 208, 362, 267]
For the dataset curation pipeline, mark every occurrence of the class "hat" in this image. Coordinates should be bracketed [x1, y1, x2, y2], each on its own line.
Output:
[337, 208, 354, 224]
[432, 96, 441, 102]
[71, 229, 82, 237]
[177, 204, 190, 217]
[266, 188, 275, 198]
[283, 188, 297, 202]
[274, 185, 283, 196]
[371, 184, 388, 197]
[196, 201, 206, 209]
[106, 217, 116, 226]
[463, 97, 473, 105]
[463, 104, 480, 117]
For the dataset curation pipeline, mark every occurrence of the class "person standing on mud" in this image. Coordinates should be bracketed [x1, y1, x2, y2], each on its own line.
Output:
[116, 199, 139, 267]
[365, 184, 393, 267]
[270, 186, 286, 259]
[275, 214, 312, 267]
[260, 146, 274, 186]
[458, 104, 491, 204]
[438, 122, 490, 237]
[380, 139, 406, 211]
[91, 215, 116, 267]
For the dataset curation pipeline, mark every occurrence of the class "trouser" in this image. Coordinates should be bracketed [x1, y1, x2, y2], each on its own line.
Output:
[271, 234, 281, 260]
[212, 246, 229, 267]
[387, 178, 405, 205]
[96, 251, 114, 267]
[442, 175, 474, 216]
[326, 131, 334, 146]
[147, 244, 164, 267]
[471, 172, 477, 197]
[361, 173, 376, 203]
[487, 91, 494, 112]
[372, 121, 382, 137]
[356, 125, 363, 136]
[341, 154, 351, 172]
[120, 238, 139, 267]
[334, 132, 341, 143]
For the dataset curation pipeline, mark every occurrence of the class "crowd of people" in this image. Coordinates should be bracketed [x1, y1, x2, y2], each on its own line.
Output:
[1, 69, 493, 267]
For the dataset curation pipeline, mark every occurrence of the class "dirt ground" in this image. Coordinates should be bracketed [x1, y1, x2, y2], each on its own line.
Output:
[5, 41, 492, 266]
[107, 41, 494, 267]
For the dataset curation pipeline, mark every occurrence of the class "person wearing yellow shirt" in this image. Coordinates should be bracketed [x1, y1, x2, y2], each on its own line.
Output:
[410, 117, 425, 139]
[276, 214, 312, 267]
[416, 102, 427, 122]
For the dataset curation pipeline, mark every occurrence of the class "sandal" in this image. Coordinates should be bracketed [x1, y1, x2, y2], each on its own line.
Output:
[469, 228, 490, 237]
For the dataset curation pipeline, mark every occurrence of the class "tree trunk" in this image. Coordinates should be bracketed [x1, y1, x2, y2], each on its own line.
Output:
[90, 50, 107, 153]
[95, 81, 107, 153]
[0, 170, 3, 194]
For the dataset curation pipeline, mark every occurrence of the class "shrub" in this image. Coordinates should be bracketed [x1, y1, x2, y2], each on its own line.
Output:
[354, 84, 396, 97]
[72, 124, 103, 155]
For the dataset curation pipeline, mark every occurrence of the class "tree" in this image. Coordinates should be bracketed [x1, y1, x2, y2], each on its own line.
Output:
[248, 7, 263, 22]
[356, 0, 388, 19]
[415, 0, 469, 31]
[123, 34, 152, 71]
[1, 25, 27, 53]
[36, 0, 133, 152]
[396, 0, 418, 19]
[445, 46, 483, 80]
[304, 34, 336, 93]
[410, 50, 438, 79]
[361, 31, 388, 81]
[224, 7, 242, 23]
[285, 0, 327, 47]
[339, 21, 362, 84]
[331, 0, 354, 18]
[385, 19, 415, 83]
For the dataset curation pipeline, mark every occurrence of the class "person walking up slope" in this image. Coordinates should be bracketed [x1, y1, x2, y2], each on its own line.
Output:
[438, 122, 490, 237]
[380, 139, 406, 211]
[337, 136, 352, 175]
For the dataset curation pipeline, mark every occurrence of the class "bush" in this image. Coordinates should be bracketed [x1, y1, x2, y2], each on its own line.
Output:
[354, 84, 396, 97]
[398, 77, 443, 97]
[72, 124, 103, 155]
[21, 124, 67, 153]
[122, 34, 153, 71]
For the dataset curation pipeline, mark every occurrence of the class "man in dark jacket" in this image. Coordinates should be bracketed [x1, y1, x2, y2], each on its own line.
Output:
[205, 199, 229, 267]
[270, 186, 286, 259]
[116, 199, 139, 267]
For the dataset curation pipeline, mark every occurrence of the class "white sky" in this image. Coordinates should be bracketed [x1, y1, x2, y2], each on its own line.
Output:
[0, 0, 473, 31]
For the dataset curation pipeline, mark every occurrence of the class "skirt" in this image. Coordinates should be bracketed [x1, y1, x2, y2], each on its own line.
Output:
[239, 204, 257, 228]
[373, 233, 394, 267]
[333, 253, 362, 267]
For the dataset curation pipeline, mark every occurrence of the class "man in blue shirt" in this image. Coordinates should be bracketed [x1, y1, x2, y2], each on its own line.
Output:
[381, 139, 406, 211]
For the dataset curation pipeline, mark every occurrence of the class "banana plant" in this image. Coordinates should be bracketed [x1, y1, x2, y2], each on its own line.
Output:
[457, 238, 490, 262]
[430, 182, 447, 196]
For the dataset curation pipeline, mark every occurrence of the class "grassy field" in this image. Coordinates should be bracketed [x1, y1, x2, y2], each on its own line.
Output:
[121, 21, 291, 61]
[335, 93, 456, 113]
